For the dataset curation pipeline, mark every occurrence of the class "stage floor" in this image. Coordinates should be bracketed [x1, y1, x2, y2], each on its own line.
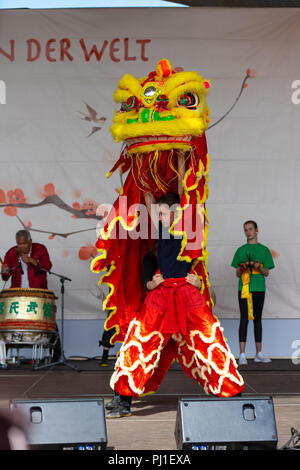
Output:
[0, 358, 300, 450]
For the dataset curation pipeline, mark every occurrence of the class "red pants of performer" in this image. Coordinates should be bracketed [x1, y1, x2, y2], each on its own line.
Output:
[111, 278, 244, 398]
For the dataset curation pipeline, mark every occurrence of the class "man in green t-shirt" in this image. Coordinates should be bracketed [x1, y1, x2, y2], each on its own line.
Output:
[231, 220, 275, 365]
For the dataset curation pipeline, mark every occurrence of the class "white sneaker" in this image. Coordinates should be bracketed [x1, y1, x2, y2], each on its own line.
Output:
[238, 353, 248, 365]
[254, 352, 272, 363]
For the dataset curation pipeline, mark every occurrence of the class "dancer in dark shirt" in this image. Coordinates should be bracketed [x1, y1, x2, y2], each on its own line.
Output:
[107, 192, 244, 418]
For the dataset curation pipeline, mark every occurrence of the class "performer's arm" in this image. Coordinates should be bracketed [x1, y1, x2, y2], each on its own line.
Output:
[1, 266, 10, 281]
[142, 252, 158, 290]
[1, 252, 11, 281]
[38, 246, 52, 271]
[20, 253, 37, 266]
[254, 261, 269, 277]
[21, 246, 52, 271]
[177, 150, 185, 199]
[236, 262, 269, 277]
[146, 273, 164, 291]
[186, 273, 202, 290]
[236, 263, 246, 278]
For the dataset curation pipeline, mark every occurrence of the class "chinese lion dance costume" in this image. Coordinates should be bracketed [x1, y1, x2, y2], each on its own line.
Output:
[91, 59, 244, 398]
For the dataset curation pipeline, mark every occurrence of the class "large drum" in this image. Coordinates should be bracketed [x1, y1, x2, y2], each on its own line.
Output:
[0, 288, 57, 344]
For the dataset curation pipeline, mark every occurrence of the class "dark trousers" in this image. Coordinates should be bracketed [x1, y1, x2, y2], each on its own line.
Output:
[113, 392, 132, 409]
[238, 291, 265, 343]
[119, 395, 132, 410]
[99, 327, 116, 349]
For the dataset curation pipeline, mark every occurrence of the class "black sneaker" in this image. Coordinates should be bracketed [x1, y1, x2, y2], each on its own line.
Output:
[105, 395, 120, 411]
[106, 405, 132, 419]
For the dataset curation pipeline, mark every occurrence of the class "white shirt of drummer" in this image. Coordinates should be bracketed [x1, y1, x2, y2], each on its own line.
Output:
[19, 250, 32, 289]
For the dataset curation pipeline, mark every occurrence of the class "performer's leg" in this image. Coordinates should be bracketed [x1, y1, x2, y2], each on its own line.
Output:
[105, 391, 120, 411]
[252, 292, 270, 362]
[110, 317, 170, 398]
[99, 323, 116, 366]
[107, 394, 132, 418]
[173, 286, 244, 397]
[110, 282, 172, 397]
[142, 339, 176, 395]
[252, 291, 264, 350]
[238, 290, 249, 364]
[108, 339, 176, 418]
[173, 330, 244, 397]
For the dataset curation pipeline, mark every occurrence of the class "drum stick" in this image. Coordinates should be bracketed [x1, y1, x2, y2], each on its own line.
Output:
[0, 256, 7, 269]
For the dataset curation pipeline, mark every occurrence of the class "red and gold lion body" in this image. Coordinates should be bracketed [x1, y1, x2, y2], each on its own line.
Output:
[91, 59, 244, 398]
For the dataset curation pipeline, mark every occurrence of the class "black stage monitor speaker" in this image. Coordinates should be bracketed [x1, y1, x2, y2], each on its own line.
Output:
[175, 396, 278, 450]
[9, 398, 107, 450]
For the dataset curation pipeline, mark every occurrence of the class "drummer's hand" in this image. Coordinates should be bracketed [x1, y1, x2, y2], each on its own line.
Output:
[186, 273, 202, 289]
[1, 263, 9, 274]
[20, 253, 35, 264]
[20, 253, 29, 263]
[254, 261, 261, 270]
[25, 255, 37, 266]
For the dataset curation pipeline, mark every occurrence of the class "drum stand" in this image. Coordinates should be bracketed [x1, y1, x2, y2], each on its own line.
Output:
[34, 270, 80, 372]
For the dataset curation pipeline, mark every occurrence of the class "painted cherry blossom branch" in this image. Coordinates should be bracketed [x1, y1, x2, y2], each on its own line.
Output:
[17, 215, 96, 239]
[0, 194, 102, 221]
[208, 69, 256, 130]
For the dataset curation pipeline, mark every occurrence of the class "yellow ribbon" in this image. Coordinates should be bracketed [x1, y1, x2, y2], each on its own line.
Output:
[241, 265, 262, 320]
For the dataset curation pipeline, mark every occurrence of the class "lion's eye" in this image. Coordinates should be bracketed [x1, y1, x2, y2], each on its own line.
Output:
[120, 96, 139, 112]
[177, 93, 199, 109]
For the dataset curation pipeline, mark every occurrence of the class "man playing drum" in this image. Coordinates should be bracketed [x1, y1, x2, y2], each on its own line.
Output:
[1, 230, 52, 289]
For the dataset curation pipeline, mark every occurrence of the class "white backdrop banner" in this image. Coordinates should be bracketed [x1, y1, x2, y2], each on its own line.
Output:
[0, 7, 299, 319]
